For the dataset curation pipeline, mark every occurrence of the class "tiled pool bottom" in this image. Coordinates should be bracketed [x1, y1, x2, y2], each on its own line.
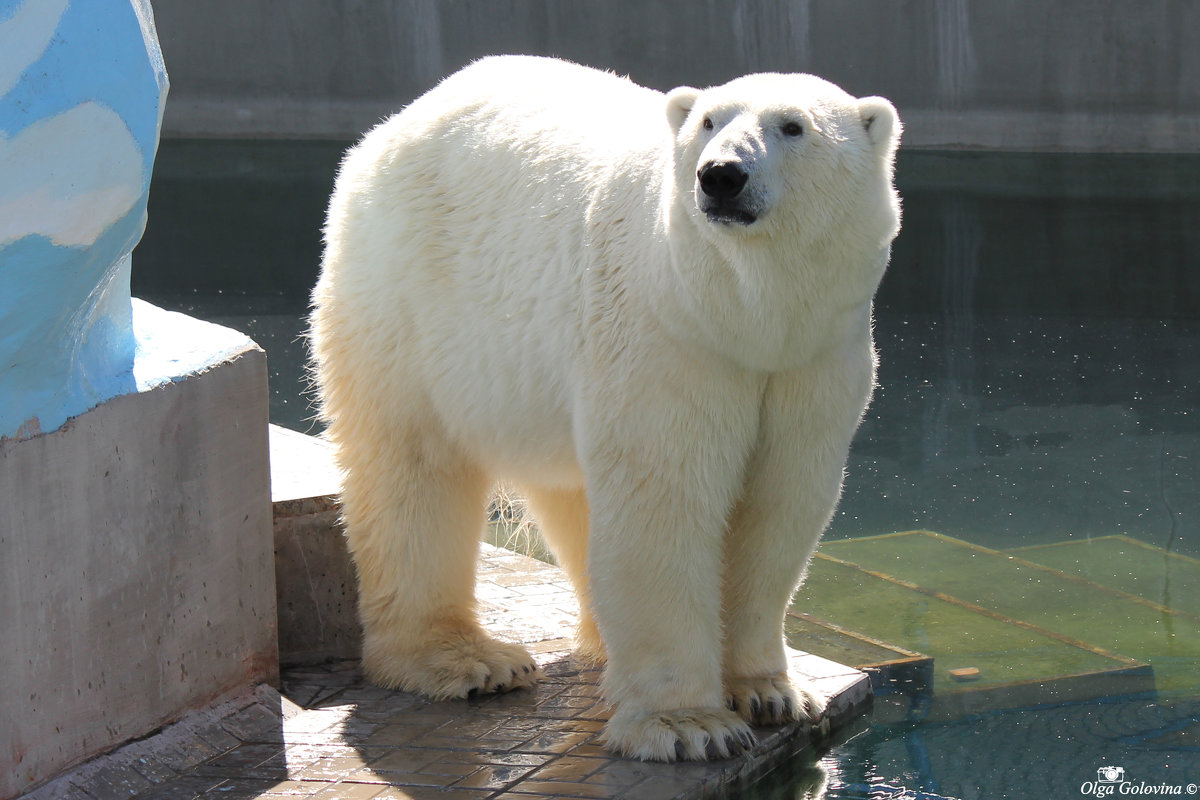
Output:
[790, 530, 1200, 799]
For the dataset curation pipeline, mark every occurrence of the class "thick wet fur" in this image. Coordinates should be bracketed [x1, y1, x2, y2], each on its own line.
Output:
[310, 55, 901, 761]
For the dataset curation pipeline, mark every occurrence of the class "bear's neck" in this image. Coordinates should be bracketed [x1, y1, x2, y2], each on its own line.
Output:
[656, 204, 887, 373]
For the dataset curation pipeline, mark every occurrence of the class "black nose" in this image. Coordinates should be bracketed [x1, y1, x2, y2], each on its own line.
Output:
[698, 162, 748, 200]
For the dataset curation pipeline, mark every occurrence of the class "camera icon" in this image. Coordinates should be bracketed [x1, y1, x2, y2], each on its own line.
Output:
[1097, 766, 1126, 783]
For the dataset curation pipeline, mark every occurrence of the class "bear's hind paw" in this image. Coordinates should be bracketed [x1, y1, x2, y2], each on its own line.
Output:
[364, 627, 541, 700]
[601, 707, 755, 762]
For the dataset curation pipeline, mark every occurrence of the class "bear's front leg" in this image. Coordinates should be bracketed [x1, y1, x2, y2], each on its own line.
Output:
[721, 350, 876, 728]
[579, 355, 764, 761]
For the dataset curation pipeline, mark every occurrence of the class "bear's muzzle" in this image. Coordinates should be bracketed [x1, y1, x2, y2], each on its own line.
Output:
[697, 161, 757, 225]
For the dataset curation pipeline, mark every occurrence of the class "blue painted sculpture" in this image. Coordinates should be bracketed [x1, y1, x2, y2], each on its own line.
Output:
[0, 0, 168, 439]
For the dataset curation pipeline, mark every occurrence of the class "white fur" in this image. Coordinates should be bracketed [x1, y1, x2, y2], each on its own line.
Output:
[309, 55, 901, 761]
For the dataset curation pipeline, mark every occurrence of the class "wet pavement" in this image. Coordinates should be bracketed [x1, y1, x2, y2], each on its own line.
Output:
[24, 546, 870, 800]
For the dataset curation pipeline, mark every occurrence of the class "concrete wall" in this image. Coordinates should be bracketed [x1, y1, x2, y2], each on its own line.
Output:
[269, 425, 361, 666]
[151, 0, 1200, 151]
[0, 305, 276, 799]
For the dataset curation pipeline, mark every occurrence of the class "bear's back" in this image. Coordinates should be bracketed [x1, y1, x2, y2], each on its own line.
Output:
[319, 57, 680, 479]
[407, 55, 670, 164]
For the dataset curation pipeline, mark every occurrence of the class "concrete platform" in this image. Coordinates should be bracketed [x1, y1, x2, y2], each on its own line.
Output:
[23, 426, 873, 799]
[269, 425, 358, 666]
[24, 542, 870, 800]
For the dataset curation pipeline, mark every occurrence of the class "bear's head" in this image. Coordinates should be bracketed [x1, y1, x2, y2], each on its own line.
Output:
[665, 73, 901, 248]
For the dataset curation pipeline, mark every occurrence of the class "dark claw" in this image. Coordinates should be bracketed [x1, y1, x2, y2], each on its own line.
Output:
[705, 738, 722, 760]
[739, 729, 756, 749]
[523, 664, 532, 674]
[749, 697, 761, 718]
[724, 735, 742, 756]
[766, 698, 781, 721]
[674, 740, 687, 761]
[783, 695, 794, 718]
[726, 696, 738, 712]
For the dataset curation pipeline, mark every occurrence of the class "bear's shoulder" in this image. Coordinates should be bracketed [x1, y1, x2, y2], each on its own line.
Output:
[415, 56, 669, 152]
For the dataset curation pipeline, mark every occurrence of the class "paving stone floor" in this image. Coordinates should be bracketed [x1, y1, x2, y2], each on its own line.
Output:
[24, 546, 869, 800]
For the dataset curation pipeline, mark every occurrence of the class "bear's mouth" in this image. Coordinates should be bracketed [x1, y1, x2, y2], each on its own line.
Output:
[703, 207, 758, 226]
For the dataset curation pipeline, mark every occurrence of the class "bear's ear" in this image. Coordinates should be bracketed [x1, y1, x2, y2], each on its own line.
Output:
[858, 96, 901, 156]
[665, 86, 701, 135]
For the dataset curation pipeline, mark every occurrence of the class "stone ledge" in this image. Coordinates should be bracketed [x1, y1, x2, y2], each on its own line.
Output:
[26, 539, 871, 800]
[269, 424, 359, 666]
[23, 426, 871, 797]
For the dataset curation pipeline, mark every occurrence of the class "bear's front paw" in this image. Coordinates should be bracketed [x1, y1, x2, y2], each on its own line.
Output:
[725, 674, 826, 726]
[601, 707, 755, 762]
[363, 619, 541, 700]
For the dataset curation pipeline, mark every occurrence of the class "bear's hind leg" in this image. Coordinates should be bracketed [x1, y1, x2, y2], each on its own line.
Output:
[522, 486, 605, 665]
[336, 413, 540, 699]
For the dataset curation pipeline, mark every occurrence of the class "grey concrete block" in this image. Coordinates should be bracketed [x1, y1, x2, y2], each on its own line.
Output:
[269, 425, 362, 666]
[273, 502, 362, 665]
[1, 345, 276, 800]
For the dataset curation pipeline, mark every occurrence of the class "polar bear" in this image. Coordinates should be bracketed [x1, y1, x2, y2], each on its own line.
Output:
[309, 55, 900, 762]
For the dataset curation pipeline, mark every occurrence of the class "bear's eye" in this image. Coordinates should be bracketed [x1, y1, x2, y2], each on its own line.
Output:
[782, 121, 803, 137]
[702, 117, 714, 131]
